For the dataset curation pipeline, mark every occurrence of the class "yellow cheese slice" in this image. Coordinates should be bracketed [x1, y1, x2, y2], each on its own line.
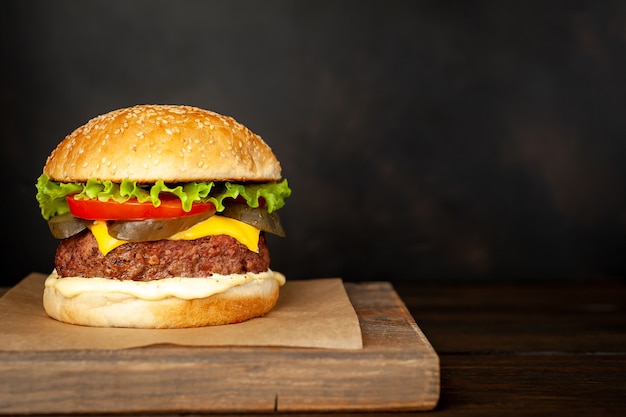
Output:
[169, 215, 260, 252]
[88, 221, 126, 255]
[87, 216, 260, 256]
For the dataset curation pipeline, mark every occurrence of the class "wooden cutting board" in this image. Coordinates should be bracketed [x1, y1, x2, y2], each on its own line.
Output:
[0, 280, 439, 414]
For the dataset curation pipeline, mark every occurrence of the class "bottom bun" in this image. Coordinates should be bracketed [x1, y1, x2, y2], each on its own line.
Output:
[43, 271, 283, 328]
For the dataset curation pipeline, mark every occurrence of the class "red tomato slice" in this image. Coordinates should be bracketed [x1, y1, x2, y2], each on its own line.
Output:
[66, 195, 215, 220]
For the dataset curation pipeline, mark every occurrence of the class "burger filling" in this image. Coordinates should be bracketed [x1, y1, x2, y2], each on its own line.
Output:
[55, 232, 271, 281]
[35, 174, 291, 281]
[36, 175, 291, 221]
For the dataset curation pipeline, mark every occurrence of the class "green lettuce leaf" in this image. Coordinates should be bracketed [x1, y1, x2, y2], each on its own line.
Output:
[35, 174, 291, 220]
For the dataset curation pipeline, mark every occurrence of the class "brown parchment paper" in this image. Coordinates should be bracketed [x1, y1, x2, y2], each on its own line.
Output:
[0, 273, 363, 351]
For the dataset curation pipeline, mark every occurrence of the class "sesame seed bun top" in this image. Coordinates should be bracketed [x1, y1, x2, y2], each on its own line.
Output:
[43, 104, 282, 183]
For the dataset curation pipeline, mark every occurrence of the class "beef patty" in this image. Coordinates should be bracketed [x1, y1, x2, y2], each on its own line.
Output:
[54, 230, 270, 281]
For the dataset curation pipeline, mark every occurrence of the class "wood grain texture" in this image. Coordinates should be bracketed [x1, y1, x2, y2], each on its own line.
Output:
[2, 280, 624, 416]
[393, 281, 626, 353]
[434, 354, 626, 416]
[0, 281, 440, 414]
[395, 280, 626, 416]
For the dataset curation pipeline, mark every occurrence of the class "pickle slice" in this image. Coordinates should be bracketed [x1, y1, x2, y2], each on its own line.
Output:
[108, 210, 216, 241]
[48, 213, 92, 239]
[221, 204, 286, 237]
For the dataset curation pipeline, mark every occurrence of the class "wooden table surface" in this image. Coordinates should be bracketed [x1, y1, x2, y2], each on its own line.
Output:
[2, 278, 625, 416]
[393, 279, 626, 416]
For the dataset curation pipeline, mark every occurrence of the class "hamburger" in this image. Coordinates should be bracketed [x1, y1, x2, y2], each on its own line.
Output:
[35, 104, 291, 328]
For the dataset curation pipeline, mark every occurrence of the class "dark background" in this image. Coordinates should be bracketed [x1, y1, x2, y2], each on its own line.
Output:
[2, 0, 626, 286]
